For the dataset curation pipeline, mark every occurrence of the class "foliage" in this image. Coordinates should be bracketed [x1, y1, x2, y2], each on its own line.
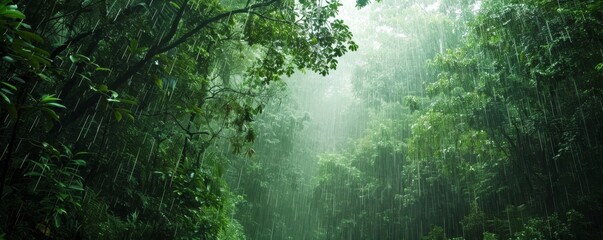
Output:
[312, 0, 603, 239]
[422, 226, 446, 240]
[408, 0, 603, 238]
[0, 0, 359, 238]
[483, 232, 498, 240]
[512, 210, 586, 240]
[2, 0, 603, 238]
[312, 1, 474, 239]
[313, 106, 420, 239]
[225, 92, 312, 239]
[350, 1, 462, 108]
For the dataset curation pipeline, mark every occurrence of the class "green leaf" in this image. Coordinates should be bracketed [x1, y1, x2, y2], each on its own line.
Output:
[16, 30, 44, 43]
[68, 55, 77, 63]
[2, 55, 15, 63]
[81, 0, 93, 7]
[1, 9, 25, 19]
[0, 92, 14, 109]
[155, 78, 163, 90]
[192, 105, 202, 114]
[78, 74, 91, 82]
[98, 84, 109, 92]
[29, 54, 51, 67]
[67, 184, 84, 191]
[18, 22, 31, 29]
[44, 102, 66, 109]
[41, 107, 60, 121]
[11, 76, 24, 84]
[53, 214, 61, 228]
[129, 39, 138, 52]
[125, 112, 135, 121]
[37, 73, 52, 82]
[40, 94, 61, 103]
[56, 181, 67, 188]
[72, 159, 87, 166]
[169, 1, 180, 9]
[57, 193, 68, 201]
[118, 98, 138, 105]
[95, 67, 111, 72]
[31, 46, 49, 56]
[74, 151, 92, 157]
[68, 54, 90, 63]
[114, 110, 122, 122]
[61, 144, 72, 157]
[23, 171, 43, 177]
[0, 81, 16, 91]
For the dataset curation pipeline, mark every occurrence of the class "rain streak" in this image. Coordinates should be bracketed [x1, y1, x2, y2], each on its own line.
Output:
[1, 0, 602, 239]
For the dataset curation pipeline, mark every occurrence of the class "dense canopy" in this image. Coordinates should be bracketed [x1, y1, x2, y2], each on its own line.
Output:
[1, 0, 603, 239]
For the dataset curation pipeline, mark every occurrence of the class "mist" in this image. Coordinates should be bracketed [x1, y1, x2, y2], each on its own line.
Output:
[1, 0, 602, 239]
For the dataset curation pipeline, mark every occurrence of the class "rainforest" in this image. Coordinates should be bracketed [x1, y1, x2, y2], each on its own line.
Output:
[1, 0, 603, 239]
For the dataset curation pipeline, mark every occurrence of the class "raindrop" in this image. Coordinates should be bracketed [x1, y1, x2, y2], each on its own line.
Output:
[129, 148, 141, 180]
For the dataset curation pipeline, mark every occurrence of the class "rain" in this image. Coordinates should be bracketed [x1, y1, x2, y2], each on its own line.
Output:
[1, 0, 603, 239]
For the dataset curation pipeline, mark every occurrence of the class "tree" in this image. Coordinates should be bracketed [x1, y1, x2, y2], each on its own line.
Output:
[410, 0, 603, 238]
[312, 0, 474, 239]
[0, 0, 360, 238]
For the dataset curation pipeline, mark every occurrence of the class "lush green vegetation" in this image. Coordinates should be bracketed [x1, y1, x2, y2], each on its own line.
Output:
[312, 0, 603, 239]
[1, 0, 603, 239]
[0, 0, 356, 238]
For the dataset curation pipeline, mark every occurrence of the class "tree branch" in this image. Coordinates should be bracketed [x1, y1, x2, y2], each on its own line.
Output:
[49, 30, 93, 59]
[56, 0, 280, 130]
[158, 1, 189, 47]
[158, 0, 279, 53]
[139, 112, 210, 136]
[249, 11, 296, 25]
[48, 2, 148, 59]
